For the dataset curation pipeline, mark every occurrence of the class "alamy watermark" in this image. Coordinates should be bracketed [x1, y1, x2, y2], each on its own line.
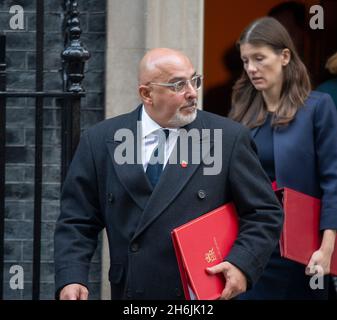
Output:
[113, 123, 223, 176]
[8, 5, 24, 30]
[6, 3, 325, 31]
[308, 264, 325, 290]
[6, 263, 324, 293]
[9, 265, 24, 290]
[309, 5, 324, 30]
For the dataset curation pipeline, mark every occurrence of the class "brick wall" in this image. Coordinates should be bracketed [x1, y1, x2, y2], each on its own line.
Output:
[1, 0, 106, 299]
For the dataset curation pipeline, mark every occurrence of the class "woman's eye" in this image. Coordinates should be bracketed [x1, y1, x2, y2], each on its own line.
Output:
[256, 57, 264, 61]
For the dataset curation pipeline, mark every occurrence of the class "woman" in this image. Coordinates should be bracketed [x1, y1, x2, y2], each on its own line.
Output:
[229, 17, 337, 299]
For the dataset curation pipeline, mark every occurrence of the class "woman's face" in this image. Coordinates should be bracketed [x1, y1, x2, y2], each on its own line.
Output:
[240, 43, 290, 94]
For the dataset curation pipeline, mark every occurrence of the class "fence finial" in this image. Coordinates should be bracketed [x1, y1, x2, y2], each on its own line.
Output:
[62, 0, 90, 92]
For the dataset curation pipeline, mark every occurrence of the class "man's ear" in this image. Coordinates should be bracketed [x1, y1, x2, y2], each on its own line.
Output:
[281, 48, 291, 66]
[139, 85, 152, 104]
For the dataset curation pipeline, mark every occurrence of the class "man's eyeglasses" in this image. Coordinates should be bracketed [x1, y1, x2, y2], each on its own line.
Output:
[149, 74, 203, 94]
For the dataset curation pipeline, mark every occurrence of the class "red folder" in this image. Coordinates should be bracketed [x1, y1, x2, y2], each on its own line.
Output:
[171, 203, 238, 300]
[275, 187, 337, 275]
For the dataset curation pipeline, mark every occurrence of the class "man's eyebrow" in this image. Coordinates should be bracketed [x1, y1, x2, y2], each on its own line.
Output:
[169, 72, 197, 83]
[168, 77, 184, 83]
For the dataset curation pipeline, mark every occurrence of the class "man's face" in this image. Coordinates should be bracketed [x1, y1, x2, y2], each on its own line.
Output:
[142, 55, 198, 128]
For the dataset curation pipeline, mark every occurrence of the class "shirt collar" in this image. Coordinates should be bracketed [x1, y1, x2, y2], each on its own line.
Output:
[141, 106, 179, 138]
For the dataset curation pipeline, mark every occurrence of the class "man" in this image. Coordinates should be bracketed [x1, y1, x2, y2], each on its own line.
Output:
[54, 48, 283, 300]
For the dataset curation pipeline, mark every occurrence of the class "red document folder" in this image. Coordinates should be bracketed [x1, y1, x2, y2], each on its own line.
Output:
[276, 187, 337, 275]
[171, 203, 238, 300]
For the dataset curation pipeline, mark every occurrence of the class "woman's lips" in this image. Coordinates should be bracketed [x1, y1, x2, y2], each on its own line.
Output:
[252, 77, 264, 83]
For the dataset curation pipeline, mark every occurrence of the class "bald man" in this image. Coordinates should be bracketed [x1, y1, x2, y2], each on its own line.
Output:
[54, 48, 283, 300]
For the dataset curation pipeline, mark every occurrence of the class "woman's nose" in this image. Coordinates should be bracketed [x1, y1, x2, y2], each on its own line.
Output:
[247, 61, 257, 73]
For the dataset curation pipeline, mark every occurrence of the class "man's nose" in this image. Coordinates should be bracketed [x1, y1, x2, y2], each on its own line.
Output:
[185, 80, 198, 98]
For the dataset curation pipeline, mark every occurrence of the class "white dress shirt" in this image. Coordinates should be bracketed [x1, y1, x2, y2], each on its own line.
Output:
[141, 106, 179, 171]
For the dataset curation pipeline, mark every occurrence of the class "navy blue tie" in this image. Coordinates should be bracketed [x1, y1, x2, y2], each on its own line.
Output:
[146, 129, 169, 187]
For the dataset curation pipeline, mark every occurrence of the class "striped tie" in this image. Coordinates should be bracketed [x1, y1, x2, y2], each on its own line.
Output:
[146, 129, 169, 187]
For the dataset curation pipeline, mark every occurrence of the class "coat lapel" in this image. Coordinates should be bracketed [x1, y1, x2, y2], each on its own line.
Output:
[133, 112, 212, 239]
[251, 126, 261, 138]
[106, 105, 153, 210]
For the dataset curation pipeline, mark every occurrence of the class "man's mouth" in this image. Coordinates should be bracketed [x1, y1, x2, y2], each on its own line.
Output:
[182, 101, 197, 110]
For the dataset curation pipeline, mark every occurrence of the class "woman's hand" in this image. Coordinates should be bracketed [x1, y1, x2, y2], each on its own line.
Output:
[305, 229, 336, 276]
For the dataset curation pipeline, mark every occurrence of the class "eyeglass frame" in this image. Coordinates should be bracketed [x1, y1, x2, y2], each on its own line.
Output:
[148, 74, 203, 94]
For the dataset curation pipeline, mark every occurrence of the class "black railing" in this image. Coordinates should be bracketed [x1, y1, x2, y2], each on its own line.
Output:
[0, 0, 89, 300]
[0, 32, 6, 302]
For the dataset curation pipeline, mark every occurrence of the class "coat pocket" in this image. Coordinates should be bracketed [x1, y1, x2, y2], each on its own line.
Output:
[108, 263, 124, 284]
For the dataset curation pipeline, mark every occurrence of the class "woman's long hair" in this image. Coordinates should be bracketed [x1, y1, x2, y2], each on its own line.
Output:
[229, 17, 311, 128]
[326, 52, 337, 75]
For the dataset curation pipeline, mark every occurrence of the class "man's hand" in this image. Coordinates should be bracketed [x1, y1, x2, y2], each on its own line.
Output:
[207, 261, 247, 300]
[59, 283, 89, 300]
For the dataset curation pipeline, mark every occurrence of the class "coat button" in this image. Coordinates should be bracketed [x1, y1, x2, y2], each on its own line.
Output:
[131, 243, 139, 252]
[107, 193, 114, 203]
[197, 190, 206, 199]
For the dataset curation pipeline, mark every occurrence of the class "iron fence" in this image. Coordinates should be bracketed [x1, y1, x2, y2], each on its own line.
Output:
[0, 0, 90, 300]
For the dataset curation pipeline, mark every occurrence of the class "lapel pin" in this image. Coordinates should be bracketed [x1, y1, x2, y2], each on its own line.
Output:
[181, 160, 188, 168]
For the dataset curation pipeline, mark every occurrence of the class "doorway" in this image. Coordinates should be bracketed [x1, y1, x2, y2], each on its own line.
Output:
[203, 0, 337, 116]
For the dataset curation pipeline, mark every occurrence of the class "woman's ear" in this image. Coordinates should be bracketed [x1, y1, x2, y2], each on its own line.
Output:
[139, 85, 152, 104]
[281, 48, 291, 66]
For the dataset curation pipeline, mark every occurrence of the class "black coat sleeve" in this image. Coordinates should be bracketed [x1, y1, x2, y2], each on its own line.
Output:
[225, 127, 284, 286]
[54, 131, 105, 295]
